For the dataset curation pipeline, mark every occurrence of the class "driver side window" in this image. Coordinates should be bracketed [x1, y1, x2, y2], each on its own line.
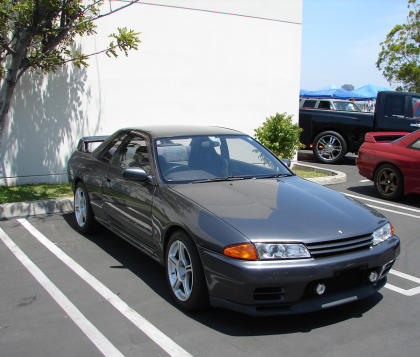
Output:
[112, 135, 152, 175]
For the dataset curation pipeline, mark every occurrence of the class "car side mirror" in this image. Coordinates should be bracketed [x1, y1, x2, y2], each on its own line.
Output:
[281, 158, 291, 168]
[123, 167, 152, 182]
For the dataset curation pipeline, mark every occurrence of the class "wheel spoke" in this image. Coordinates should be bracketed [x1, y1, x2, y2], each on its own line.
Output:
[183, 273, 192, 296]
[179, 244, 190, 266]
[168, 255, 178, 266]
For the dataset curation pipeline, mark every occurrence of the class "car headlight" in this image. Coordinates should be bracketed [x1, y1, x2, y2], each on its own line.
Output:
[372, 222, 394, 246]
[254, 243, 311, 260]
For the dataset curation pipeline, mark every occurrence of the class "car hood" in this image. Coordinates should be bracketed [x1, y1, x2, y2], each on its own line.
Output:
[171, 176, 387, 243]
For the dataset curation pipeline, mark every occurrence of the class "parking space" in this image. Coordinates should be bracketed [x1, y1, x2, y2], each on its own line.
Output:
[1, 157, 420, 356]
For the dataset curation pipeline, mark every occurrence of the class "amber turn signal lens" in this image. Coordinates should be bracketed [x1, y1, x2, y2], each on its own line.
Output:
[390, 222, 395, 235]
[224, 243, 258, 260]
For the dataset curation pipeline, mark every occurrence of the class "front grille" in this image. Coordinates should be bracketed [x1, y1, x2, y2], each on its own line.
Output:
[306, 234, 373, 257]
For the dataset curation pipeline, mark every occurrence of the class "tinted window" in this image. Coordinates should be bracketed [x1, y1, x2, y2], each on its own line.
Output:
[100, 135, 126, 162]
[412, 97, 420, 118]
[318, 101, 331, 109]
[384, 95, 405, 116]
[112, 136, 152, 174]
[156, 135, 290, 183]
[302, 100, 317, 108]
[409, 138, 420, 150]
[333, 101, 360, 112]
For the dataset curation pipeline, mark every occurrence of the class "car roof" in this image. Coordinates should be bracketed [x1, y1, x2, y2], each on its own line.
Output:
[124, 125, 245, 138]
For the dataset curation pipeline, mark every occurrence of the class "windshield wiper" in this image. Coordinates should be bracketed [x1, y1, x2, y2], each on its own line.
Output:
[192, 176, 253, 183]
[254, 173, 294, 179]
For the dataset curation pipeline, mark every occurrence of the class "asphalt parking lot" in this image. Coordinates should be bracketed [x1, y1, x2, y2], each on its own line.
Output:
[1, 152, 419, 356]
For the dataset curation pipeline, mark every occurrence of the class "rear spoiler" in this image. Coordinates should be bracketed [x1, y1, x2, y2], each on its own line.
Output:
[364, 132, 409, 144]
[77, 136, 109, 153]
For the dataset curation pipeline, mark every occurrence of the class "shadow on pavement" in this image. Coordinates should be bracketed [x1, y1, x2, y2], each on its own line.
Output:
[62, 213, 384, 336]
[62, 213, 173, 303]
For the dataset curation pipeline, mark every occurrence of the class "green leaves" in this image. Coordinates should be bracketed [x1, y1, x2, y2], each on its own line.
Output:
[254, 113, 304, 159]
[106, 27, 141, 58]
[0, 0, 141, 78]
[376, 0, 420, 92]
[0, 0, 142, 129]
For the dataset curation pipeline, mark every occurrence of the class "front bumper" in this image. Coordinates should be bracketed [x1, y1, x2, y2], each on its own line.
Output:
[199, 236, 400, 316]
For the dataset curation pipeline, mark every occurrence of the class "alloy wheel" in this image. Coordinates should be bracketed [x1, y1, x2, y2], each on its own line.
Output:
[377, 167, 399, 197]
[74, 187, 87, 227]
[316, 134, 343, 161]
[167, 240, 193, 301]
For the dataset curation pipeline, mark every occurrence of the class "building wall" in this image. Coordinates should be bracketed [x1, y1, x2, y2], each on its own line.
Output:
[0, 0, 302, 185]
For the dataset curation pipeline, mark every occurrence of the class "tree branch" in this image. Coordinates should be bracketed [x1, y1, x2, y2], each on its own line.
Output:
[0, 36, 15, 56]
[62, 0, 140, 31]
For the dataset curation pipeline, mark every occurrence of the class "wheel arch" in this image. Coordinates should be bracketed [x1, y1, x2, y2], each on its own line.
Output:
[162, 224, 193, 260]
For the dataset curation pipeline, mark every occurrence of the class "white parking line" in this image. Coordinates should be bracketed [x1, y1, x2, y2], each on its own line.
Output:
[342, 193, 420, 213]
[390, 269, 420, 284]
[0, 227, 125, 357]
[17, 218, 192, 357]
[359, 179, 371, 183]
[366, 204, 420, 219]
[385, 269, 420, 296]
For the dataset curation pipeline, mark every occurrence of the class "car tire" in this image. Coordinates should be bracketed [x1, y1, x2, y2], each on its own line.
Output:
[374, 164, 404, 200]
[73, 182, 98, 234]
[165, 231, 209, 311]
[313, 131, 347, 164]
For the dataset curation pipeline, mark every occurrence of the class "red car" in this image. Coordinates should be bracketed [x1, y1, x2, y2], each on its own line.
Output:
[357, 130, 420, 199]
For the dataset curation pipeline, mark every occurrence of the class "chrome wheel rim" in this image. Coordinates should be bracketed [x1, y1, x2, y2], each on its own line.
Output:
[316, 135, 342, 161]
[377, 168, 398, 197]
[167, 240, 193, 301]
[74, 187, 87, 227]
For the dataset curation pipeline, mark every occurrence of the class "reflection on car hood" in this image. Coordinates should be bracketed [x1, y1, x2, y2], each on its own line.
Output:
[171, 176, 386, 243]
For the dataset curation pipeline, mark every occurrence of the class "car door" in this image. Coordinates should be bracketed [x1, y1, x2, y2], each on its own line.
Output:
[85, 132, 128, 222]
[101, 133, 156, 250]
[405, 135, 420, 194]
[377, 93, 420, 132]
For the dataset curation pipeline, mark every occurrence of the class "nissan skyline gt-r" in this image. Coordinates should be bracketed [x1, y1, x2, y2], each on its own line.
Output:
[357, 130, 420, 200]
[67, 126, 400, 316]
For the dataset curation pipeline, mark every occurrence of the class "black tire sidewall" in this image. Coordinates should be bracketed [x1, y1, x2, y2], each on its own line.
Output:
[313, 131, 347, 164]
[374, 164, 403, 200]
[165, 231, 208, 311]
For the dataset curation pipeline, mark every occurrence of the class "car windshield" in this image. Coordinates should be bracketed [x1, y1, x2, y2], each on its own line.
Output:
[155, 135, 292, 183]
[333, 101, 361, 112]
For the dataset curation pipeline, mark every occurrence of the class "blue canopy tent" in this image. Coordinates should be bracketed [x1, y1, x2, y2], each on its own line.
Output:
[300, 84, 391, 100]
[352, 84, 391, 100]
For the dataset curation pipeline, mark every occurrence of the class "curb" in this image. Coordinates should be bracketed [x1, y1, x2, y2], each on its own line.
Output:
[291, 161, 347, 185]
[0, 164, 346, 220]
[0, 197, 73, 221]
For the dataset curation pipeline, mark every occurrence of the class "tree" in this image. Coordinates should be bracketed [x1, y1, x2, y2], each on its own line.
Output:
[254, 113, 304, 159]
[376, 0, 420, 92]
[0, 0, 141, 137]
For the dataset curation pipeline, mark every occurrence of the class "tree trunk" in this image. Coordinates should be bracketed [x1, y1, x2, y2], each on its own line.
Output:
[0, 32, 31, 144]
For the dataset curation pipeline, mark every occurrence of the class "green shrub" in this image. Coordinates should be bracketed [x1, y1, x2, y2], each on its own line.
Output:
[254, 112, 304, 159]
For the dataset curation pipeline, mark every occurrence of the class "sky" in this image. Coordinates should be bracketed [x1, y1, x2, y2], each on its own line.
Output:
[300, 0, 411, 91]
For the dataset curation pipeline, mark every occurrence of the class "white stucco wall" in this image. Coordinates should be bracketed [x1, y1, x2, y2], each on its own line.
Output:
[0, 0, 302, 185]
